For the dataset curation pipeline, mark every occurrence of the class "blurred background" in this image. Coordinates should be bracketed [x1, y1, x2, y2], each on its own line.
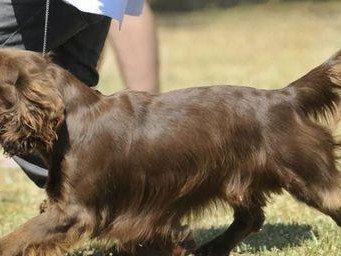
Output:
[99, 0, 341, 94]
[1, 0, 341, 255]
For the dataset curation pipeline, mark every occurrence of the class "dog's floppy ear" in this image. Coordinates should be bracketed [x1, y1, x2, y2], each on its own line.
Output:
[0, 51, 65, 156]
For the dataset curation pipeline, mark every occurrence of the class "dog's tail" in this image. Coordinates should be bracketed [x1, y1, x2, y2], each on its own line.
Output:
[289, 50, 341, 127]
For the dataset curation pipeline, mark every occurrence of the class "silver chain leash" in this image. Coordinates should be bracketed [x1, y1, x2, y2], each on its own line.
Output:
[1, 0, 51, 55]
[42, 0, 50, 56]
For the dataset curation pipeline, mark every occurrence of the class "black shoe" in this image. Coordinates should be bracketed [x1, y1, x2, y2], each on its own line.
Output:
[12, 155, 48, 188]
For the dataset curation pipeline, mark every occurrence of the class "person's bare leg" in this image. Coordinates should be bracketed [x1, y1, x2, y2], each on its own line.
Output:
[109, 2, 159, 93]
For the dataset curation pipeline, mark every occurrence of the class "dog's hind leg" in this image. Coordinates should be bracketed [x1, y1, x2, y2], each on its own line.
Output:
[0, 204, 93, 256]
[285, 171, 341, 227]
[194, 194, 265, 256]
[279, 145, 341, 227]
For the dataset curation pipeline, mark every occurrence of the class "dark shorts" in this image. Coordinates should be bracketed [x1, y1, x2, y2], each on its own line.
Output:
[0, 0, 111, 86]
[0, 0, 111, 188]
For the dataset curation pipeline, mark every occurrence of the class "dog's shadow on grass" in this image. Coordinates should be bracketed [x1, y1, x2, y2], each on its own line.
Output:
[244, 223, 316, 252]
[70, 223, 316, 255]
[195, 222, 316, 253]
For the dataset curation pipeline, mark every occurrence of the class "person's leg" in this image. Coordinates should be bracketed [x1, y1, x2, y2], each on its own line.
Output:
[0, 0, 110, 187]
[108, 2, 160, 93]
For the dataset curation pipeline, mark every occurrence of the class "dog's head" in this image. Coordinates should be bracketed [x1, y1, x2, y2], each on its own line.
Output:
[0, 49, 65, 156]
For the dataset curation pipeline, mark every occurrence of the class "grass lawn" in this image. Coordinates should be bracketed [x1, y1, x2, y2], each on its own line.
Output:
[2, 1, 341, 255]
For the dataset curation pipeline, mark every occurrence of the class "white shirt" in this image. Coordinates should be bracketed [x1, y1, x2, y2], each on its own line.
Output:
[63, 0, 144, 22]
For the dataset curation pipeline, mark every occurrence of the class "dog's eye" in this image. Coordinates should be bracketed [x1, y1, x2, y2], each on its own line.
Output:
[3, 79, 16, 85]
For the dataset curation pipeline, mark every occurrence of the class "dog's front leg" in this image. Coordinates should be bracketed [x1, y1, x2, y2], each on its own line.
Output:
[0, 204, 93, 256]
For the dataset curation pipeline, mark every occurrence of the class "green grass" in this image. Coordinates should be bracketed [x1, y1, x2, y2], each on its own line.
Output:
[2, 1, 341, 255]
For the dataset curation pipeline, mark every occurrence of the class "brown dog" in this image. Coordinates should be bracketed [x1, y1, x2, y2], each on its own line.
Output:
[1, 48, 341, 256]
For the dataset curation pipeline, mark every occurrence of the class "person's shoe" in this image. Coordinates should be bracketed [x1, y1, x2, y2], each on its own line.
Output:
[12, 155, 48, 188]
